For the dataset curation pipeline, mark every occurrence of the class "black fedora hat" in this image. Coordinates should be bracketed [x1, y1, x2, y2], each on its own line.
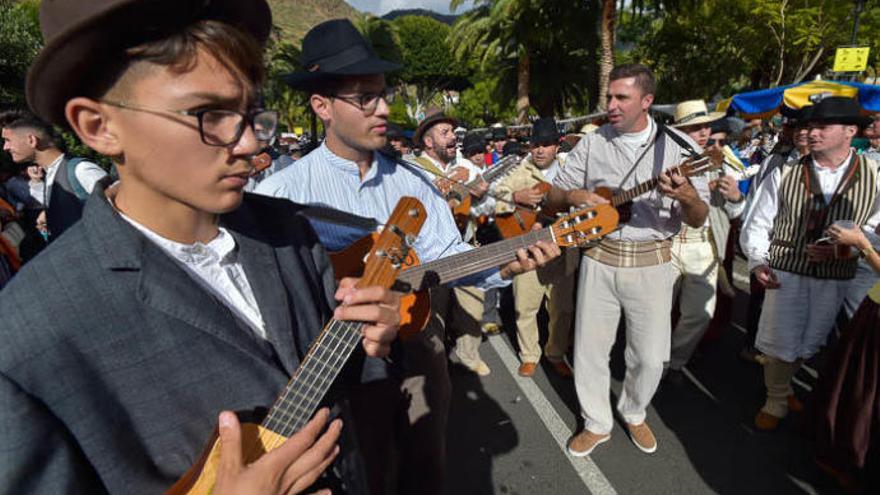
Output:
[283, 19, 401, 91]
[490, 125, 507, 141]
[27, 0, 272, 126]
[414, 110, 458, 145]
[800, 96, 872, 128]
[528, 117, 562, 143]
[461, 133, 486, 156]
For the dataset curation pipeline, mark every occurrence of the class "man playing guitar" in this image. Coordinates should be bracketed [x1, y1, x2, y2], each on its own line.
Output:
[545, 64, 710, 458]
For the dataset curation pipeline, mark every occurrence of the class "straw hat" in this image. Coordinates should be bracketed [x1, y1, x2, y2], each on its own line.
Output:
[671, 100, 725, 128]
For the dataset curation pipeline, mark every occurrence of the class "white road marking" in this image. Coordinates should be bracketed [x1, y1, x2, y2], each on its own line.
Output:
[487, 337, 618, 495]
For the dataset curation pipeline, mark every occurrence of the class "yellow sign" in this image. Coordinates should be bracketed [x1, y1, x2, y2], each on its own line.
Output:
[833, 47, 870, 72]
[293, 127, 303, 135]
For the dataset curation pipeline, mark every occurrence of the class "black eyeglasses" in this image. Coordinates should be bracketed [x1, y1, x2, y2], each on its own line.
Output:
[329, 88, 392, 115]
[707, 138, 729, 147]
[101, 100, 279, 147]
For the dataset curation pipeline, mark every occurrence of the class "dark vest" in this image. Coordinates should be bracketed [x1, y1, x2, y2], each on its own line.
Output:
[769, 154, 878, 280]
[46, 156, 87, 241]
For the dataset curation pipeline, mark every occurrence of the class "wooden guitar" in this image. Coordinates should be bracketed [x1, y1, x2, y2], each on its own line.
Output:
[495, 182, 553, 239]
[250, 152, 273, 174]
[446, 155, 523, 229]
[330, 203, 619, 339]
[166, 197, 427, 495]
[594, 149, 722, 222]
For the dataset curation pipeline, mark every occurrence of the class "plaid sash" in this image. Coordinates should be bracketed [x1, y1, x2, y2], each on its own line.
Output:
[584, 238, 672, 268]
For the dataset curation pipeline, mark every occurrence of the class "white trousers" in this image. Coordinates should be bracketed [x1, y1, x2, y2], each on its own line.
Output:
[573, 256, 677, 434]
[670, 239, 719, 369]
[756, 270, 847, 362]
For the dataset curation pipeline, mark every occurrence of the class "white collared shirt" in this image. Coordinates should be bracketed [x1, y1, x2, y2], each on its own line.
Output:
[116, 209, 267, 339]
[30, 154, 108, 206]
[741, 150, 880, 271]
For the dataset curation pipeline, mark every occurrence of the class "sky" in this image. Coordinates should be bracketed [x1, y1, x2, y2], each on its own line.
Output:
[345, 0, 459, 16]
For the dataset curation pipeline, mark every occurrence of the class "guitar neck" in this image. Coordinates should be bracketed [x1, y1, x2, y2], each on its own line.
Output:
[396, 227, 555, 290]
[261, 318, 362, 436]
[612, 164, 682, 206]
[480, 156, 518, 184]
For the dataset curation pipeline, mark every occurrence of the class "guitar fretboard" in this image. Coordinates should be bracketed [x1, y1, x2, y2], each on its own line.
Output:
[397, 227, 555, 290]
[262, 318, 362, 436]
[480, 156, 520, 184]
[611, 157, 710, 206]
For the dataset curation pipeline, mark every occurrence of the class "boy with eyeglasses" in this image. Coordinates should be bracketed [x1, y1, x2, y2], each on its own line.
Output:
[0, 1, 401, 493]
[256, 19, 559, 495]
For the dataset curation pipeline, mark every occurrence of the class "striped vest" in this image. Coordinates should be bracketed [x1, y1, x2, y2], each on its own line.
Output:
[768, 154, 878, 280]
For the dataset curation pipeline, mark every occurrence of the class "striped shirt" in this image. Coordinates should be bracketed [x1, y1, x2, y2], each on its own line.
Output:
[255, 142, 505, 289]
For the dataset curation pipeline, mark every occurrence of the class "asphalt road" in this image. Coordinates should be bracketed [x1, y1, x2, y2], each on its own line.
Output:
[443, 259, 844, 495]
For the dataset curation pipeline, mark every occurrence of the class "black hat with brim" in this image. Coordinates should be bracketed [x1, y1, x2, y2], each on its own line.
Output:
[800, 96, 872, 128]
[27, 0, 272, 126]
[461, 133, 486, 156]
[414, 112, 458, 145]
[528, 117, 562, 143]
[283, 19, 401, 91]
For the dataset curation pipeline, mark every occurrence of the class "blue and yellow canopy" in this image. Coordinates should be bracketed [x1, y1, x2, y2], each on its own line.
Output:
[716, 80, 880, 119]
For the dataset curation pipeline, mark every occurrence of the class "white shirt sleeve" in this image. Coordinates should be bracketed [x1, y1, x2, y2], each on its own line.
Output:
[863, 170, 880, 248]
[29, 181, 46, 205]
[740, 166, 781, 272]
[73, 161, 109, 194]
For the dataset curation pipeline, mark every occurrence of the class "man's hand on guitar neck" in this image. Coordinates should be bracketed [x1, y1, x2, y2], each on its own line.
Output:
[213, 408, 341, 495]
[498, 223, 562, 279]
[513, 186, 547, 208]
[334, 278, 401, 357]
[657, 169, 708, 228]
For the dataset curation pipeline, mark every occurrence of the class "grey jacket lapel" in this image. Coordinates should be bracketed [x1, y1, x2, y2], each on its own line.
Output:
[84, 184, 276, 365]
[136, 240, 273, 364]
[233, 231, 299, 375]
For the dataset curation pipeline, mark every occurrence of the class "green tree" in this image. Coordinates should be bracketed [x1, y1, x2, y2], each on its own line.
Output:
[262, 35, 310, 132]
[624, 0, 880, 102]
[450, 0, 599, 122]
[391, 15, 469, 122]
[448, 77, 517, 126]
[0, 0, 42, 108]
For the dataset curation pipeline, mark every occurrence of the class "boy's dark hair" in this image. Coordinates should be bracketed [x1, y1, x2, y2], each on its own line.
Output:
[0, 110, 63, 149]
[609, 64, 656, 97]
[83, 19, 265, 109]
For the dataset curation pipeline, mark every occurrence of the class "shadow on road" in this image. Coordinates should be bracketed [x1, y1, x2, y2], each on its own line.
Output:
[444, 361, 519, 495]
[651, 290, 841, 494]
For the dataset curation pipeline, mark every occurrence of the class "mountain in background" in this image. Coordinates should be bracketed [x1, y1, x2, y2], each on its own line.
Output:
[268, 0, 362, 42]
[382, 9, 459, 25]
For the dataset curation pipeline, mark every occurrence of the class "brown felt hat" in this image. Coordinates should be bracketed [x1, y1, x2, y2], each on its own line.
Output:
[414, 110, 458, 145]
[27, 0, 272, 126]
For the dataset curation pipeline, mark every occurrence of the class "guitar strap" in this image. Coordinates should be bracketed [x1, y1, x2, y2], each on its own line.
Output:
[616, 119, 663, 190]
[658, 122, 699, 158]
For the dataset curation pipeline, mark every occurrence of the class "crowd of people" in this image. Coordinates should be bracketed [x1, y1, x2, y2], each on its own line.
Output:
[1, 1, 880, 494]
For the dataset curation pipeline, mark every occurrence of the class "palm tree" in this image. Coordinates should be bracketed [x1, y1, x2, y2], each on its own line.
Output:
[450, 0, 596, 122]
[597, 0, 616, 111]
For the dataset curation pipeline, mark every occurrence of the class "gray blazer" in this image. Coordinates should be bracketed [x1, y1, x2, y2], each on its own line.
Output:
[0, 184, 366, 493]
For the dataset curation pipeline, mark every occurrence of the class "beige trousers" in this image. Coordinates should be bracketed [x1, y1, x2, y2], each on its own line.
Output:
[431, 285, 486, 369]
[512, 254, 575, 363]
[670, 238, 719, 370]
[573, 256, 677, 434]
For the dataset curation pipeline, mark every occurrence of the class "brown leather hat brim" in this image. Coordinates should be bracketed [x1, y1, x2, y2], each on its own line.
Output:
[414, 114, 459, 145]
[27, 0, 271, 126]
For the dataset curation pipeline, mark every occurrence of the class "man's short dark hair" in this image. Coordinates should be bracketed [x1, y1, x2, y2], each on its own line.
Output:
[609, 63, 656, 97]
[0, 110, 62, 148]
